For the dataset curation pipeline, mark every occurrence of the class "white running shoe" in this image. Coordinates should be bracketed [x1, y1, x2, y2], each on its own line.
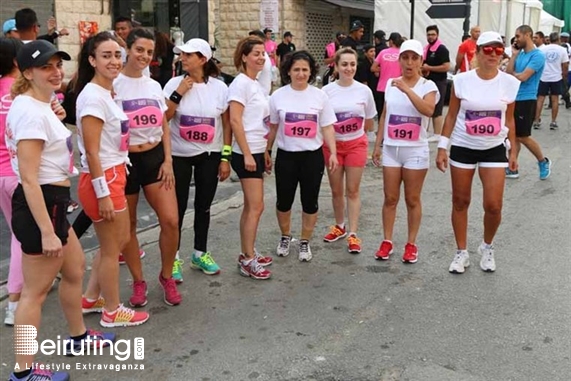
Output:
[276, 235, 292, 257]
[449, 250, 470, 274]
[298, 240, 312, 262]
[478, 243, 496, 272]
[4, 307, 14, 326]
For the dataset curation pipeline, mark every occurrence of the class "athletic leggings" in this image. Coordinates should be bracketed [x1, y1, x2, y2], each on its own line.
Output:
[172, 152, 221, 252]
[72, 209, 92, 238]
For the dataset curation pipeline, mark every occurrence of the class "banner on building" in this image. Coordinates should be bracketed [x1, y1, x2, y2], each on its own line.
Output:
[260, 0, 279, 31]
[79, 21, 99, 44]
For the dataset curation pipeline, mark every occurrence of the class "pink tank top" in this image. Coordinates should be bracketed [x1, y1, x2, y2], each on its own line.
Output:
[0, 77, 16, 177]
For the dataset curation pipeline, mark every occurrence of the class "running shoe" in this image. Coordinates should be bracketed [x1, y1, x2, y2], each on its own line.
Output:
[532, 121, 541, 130]
[449, 250, 470, 274]
[100, 304, 149, 328]
[323, 225, 347, 242]
[347, 234, 362, 254]
[402, 243, 418, 263]
[119, 249, 146, 265]
[254, 248, 273, 266]
[505, 168, 520, 179]
[276, 235, 293, 257]
[4, 307, 14, 326]
[82, 295, 105, 314]
[172, 259, 184, 283]
[129, 280, 148, 307]
[538, 157, 552, 180]
[239, 257, 271, 280]
[8, 368, 69, 381]
[190, 252, 221, 275]
[159, 275, 182, 306]
[374, 240, 394, 260]
[64, 329, 116, 356]
[298, 240, 313, 262]
[549, 121, 558, 130]
[66, 199, 79, 214]
[478, 243, 496, 272]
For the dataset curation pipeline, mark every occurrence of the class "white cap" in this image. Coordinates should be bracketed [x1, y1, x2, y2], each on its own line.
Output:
[477, 31, 503, 46]
[173, 38, 212, 60]
[399, 39, 423, 56]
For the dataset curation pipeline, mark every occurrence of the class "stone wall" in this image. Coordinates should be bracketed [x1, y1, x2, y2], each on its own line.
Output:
[55, 0, 113, 77]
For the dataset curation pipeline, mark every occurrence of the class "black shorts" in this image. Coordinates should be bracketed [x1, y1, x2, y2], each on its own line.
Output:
[538, 80, 564, 96]
[449, 144, 508, 169]
[11, 184, 71, 255]
[125, 142, 165, 195]
[231, 152, 265, 179]
[275, 147, 324, 214]
[432, 80, 448, 118]
[514, 100, 536, 138]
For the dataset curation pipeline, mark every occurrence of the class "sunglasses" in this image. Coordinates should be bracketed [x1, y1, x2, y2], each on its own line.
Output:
[481, 46, 505, 55]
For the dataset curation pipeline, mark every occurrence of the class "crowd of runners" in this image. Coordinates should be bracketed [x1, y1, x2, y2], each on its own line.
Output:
[0, 7, 567, 381]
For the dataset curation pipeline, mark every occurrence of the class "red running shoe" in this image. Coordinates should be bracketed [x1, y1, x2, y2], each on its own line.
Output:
[402, 243, 418, 264]
[129, 280, 148, 307]
[159, 275, 182, 306]
[239, 256, 271, 280]
[375, 240, 394, 260]
[323, 225, 347, 242]
[347, 234, 362, 254]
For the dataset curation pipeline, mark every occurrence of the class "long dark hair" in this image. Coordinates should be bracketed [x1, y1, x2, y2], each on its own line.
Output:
[193, 52, 220, 83]
[0, 37, 23, 76]
[126, 27, 155, 49]
[74, 32, 118, 95]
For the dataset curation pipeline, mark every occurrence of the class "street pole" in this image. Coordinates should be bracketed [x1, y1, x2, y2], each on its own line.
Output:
[462, 0, 472, 37]
[410, 0, 415, 39]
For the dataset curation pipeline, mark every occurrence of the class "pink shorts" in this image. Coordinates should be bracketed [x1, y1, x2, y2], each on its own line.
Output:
[323, 134, 368, 168]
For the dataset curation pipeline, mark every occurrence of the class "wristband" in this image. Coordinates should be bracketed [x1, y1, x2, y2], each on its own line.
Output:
[437, 136, 450, 150]
[169, 91, 182, 104]
[221, 154, 231, 162]
[222, 145, 232, 156]
[221, 158, 229, 162]
[91, 176, 110, 199]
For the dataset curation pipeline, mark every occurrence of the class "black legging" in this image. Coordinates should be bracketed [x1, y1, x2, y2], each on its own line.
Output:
[172, 152, 221, 252]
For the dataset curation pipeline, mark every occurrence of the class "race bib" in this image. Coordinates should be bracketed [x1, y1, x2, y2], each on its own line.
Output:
[66, 135, 74, 174]
[284, 112, 318, 139]
[179, 115, 215, 144]
[465, 110, 501, 136]
[122, 99, 163, 129]
[119, 120, 130, 151]
[334, 112, 363, 135]
[387, 114, 421, 141]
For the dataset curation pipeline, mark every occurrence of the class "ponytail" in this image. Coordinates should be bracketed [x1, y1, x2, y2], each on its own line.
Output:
[11, 73, 31, 98]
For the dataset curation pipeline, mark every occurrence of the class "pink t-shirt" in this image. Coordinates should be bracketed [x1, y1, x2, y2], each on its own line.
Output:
[265, 40, 277, 66]
[0, 77, 16, 177]
[375, 47, 402, 93]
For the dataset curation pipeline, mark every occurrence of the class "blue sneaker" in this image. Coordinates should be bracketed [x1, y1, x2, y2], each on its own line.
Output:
[9, 368, 69, 381]
[172, 259, 184, 284]
[538, 158, 551, 180]
[505, 168, 520, 179]
[190, 252, 221, 275]
[64, 329, 116, 356]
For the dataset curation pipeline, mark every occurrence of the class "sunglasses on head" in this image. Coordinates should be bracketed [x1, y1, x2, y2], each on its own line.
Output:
[481, 46, 505, 55]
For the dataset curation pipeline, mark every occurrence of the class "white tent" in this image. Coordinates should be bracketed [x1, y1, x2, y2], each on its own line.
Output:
[539, 10, 565, 34]
[374, 0, 563, 69]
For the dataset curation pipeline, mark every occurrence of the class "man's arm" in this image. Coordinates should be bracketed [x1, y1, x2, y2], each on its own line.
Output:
[454, 44, 465, 74]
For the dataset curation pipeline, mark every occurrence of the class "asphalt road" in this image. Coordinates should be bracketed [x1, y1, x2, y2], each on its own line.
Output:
[0, 105, 570, 381]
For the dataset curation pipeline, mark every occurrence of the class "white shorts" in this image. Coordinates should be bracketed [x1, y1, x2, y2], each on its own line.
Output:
[382, 145, 430, 170]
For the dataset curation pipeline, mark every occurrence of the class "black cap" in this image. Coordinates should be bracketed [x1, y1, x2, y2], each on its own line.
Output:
[374, 30, 386, 40]
[350, 20, 364, 32]
[284, 31, 293, 38]
[335, 31, 345, 38]
[17, 40, 71, 72]
[263, 28, 272, 34]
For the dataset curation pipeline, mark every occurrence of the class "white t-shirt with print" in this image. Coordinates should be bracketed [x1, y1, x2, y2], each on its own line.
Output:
[114, 73, 167, 146]
[164, 75, 228, 157]
[6, 95, 78, 184]
[76, 83, 130, 172]
[322, 81, 377, 142]
[227, 73, 270, 155]
[383, 77, 439, 147]
[540, 44, 569, 82]
[270, 85, 337, 152]
[451, 70, 520, 150]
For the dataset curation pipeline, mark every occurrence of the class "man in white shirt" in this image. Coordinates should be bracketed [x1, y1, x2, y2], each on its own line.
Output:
[533, 32, 569, 130]
[560, 32, 571, 108]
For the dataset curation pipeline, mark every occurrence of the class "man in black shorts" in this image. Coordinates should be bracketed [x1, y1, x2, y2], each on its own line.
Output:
[422, 24, 450, 142]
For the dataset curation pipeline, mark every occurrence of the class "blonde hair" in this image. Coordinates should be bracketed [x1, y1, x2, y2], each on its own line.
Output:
[11, 73, 31, 98]
[334, 47, 358, 65]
